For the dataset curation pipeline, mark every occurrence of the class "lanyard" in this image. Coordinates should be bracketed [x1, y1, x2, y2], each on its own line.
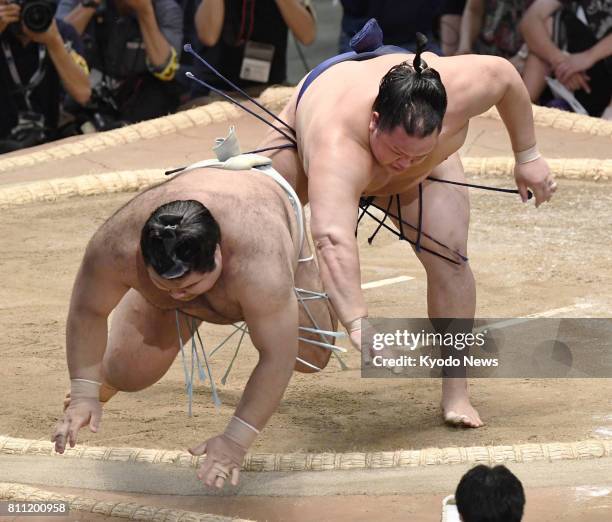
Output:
[236, 0, 256, 46]
[2, 39, 47, 110]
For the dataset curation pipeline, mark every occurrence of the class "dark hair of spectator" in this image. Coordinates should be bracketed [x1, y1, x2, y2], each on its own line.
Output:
[140, 200, 221, 278]
[455, 464, 526, 522]
[372, 33, 447, 137]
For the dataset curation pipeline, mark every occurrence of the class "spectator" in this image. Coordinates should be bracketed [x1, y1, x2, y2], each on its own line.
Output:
[439, 0, 466, 56]
[0, 0, 90, 152]
[519, 0, 612, 118]
[175, 0, 199, 92]
[57, 0, 183, 125]
[338, 1, 443, 54]
[192, 0, 315, 95]
[455, 464, 526, 522]
[338, 0, 367, 54]
[457, 0, 533, 68]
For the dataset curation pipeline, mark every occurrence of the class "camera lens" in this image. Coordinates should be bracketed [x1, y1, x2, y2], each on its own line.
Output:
[22, 1, 54, 33]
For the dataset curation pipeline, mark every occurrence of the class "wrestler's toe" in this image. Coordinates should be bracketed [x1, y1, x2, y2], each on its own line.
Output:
[444, 410, 484, 429]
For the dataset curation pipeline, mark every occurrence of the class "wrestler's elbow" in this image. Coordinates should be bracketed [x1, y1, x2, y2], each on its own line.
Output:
[256, 345, 296, 389]
[487, 55, 514, 79]
[482, 56, 521, 102]
[312, 229, 357, 273]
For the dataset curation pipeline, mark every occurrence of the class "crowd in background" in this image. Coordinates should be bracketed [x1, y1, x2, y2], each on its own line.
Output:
[0, 0, 610, 153]
[0, 2, 595, 519]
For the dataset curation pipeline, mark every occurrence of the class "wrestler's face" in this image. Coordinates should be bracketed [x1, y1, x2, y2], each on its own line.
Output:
[369, 112, 438, 173]
[147, 245, 223, 301]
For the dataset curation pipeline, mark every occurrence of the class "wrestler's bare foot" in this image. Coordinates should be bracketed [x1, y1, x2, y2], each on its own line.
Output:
[441, 378, 484, 428]
[63, 383, 119, 411]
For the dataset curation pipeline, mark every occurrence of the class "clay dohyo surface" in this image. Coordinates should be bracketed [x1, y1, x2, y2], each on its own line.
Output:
[1, 176, 611, 453]
[0, 105, 611, 521]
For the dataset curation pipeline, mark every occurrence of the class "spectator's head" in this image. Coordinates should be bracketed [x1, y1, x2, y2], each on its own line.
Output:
[141, 200, 222, 301]
[369, 33, 447, 173]
[455, 465, 525, 522]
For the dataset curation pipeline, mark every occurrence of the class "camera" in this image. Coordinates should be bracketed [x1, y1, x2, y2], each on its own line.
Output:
[13, 0, 56, 33]
[0, 111, 46, 153]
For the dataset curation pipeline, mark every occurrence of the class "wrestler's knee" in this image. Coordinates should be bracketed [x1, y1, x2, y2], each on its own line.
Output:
[424, 256, 474, 294]
[102, 348, 164, 392]
[101, 355, 139, 392]
[418, 235, 469, 272]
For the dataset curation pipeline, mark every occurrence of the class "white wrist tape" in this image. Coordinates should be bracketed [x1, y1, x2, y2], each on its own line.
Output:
[70, 378, 101, 400]
[224, 416, 259, 449]
[514, 145, 541, 165]
[347, 316, 368, 333]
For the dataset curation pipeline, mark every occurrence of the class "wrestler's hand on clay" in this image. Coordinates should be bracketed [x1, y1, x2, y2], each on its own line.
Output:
[52, 397, 102, 454]
[514, 156, 557, 208]
[189, 434, 245, 489]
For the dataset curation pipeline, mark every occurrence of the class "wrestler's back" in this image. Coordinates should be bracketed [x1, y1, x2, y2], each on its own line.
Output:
[92, 168, 300, 324]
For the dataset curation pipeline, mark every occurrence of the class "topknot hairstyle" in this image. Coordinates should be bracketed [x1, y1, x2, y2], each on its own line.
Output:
[140, 200, 221, 279]
[372, 33, 447, 137]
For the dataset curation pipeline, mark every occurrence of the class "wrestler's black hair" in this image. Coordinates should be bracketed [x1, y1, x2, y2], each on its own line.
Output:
[455, 465, 525, 522]
[140, 200, 221, 279]
[372, 33, 447, 137]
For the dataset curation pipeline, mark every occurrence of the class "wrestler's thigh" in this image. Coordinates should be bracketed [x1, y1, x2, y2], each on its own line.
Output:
[104, 289, 200, 391]
[293, 242, 337, 373]
[373, 153, 470, 264]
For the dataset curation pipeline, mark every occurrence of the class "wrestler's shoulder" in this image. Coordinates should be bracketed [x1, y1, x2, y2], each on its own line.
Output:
[86, 201, 142, 273]
[434, 54, 512, 90]
[224, 240, 294, 307]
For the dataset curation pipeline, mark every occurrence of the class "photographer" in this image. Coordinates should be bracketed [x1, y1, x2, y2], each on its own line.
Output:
[192, 0, 316, 96]
[57, 0, 183, 124]
[0, 0, 90, 152]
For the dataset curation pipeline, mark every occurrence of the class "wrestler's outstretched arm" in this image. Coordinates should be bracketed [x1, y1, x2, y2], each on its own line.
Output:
[188, 258, 299, 489]
[307, 144, 372, 348]
[452, 55, 557, 206]
[52, 234, 129, 453]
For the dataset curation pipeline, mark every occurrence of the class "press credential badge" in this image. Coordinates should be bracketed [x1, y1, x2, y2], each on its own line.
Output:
[240, 41, 275, 83]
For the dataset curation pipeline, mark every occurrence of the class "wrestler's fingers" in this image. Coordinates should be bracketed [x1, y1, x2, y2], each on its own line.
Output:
[53, 436, 65, 454]
[230, 467, 240, 486]
[516, 182, 529, 203]
[52, 420, 69, 452]
[204, 466, 220, 488]
[197, 455, 217, 483]
[533, 185, 548, 208]
[67, 425, 79, 448]
[52, 417, 67, 440]
[89, 407, 101, 433]
[213, 465, 231, 489]
[67, 414, 87, 448]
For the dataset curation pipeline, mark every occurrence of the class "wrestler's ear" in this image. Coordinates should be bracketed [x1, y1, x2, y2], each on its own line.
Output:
[369, 111, 380, 132]
[214, 244, 222, 265]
